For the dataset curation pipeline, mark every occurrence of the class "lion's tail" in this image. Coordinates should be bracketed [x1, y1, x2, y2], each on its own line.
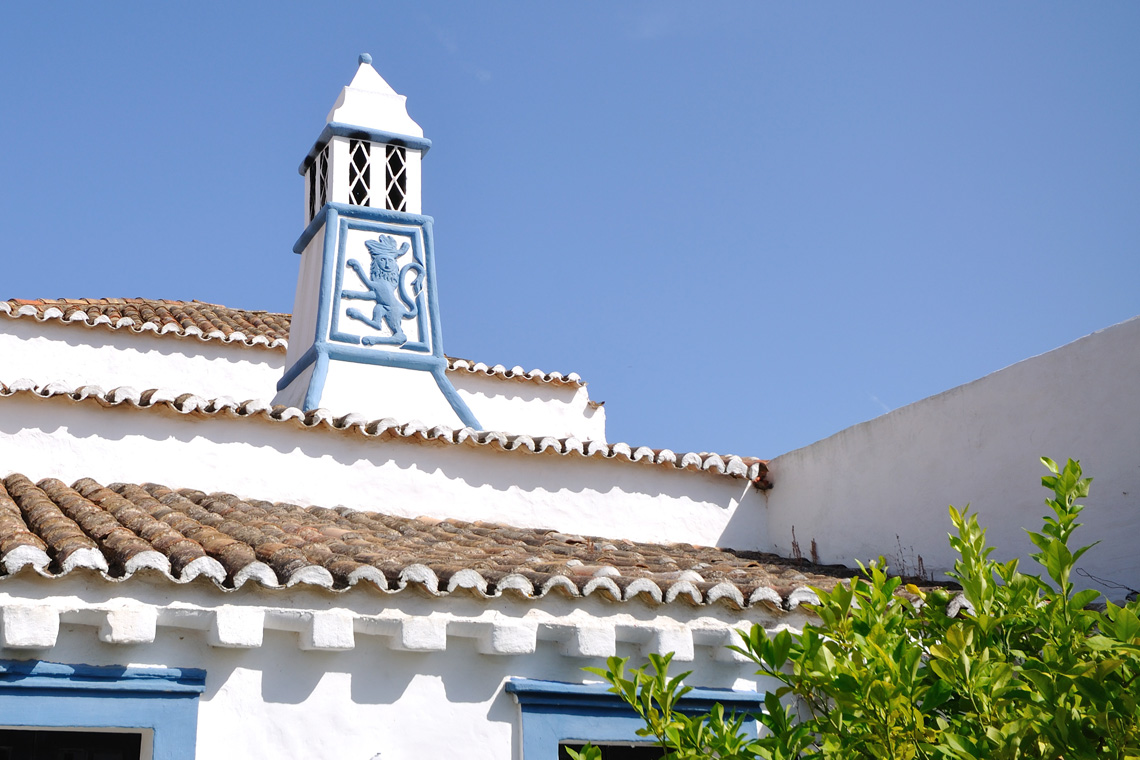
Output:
[398, 262, 425, 318]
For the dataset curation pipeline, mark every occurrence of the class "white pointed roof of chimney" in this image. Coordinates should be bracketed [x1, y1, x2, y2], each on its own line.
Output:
[325, 54, 424, 138]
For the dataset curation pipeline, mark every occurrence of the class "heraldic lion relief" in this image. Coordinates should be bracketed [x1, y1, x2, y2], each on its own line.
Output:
[342, 234, 425, 346]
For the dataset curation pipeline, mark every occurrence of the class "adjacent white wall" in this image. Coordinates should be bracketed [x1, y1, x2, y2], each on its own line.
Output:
[766, 316, 1140, 599]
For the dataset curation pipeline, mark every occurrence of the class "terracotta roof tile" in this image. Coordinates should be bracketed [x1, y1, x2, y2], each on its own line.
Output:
[0, 298, 583, 387]
[0, 473, 850, 610]
[1, 298, 290, 349]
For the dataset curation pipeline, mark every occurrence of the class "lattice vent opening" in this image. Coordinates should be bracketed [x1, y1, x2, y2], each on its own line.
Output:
[349, 139, 371, 206]
[317, 144, 330, 212]
[385, 145, 407, 212]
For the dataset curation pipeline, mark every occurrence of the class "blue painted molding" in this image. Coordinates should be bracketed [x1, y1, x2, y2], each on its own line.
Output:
[506, 679, 766, 713]
[293, 203, 436, 255]
[506, 679, 764, 760]
[278, 343, 480, 428]
[327, 344, 445, 370]
[276, 343, 321, 392]
[0, 660, 204, 760]
[0, 660, 205, 695]
[298, 122, 432, 176]
[432, 364, 481, 429]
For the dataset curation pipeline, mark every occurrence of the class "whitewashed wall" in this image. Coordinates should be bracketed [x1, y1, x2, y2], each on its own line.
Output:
[450, 373, 606, 442]
[766, 316, 1140, 599]
[0, 319, 284, 405]
[0, 318, 607, 441]
[0, 574, 787, 760]
[0, 391, 764, 550]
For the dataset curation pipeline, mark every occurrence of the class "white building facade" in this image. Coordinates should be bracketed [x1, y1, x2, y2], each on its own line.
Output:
[0, 57, 804, 760]
[0, 55, 1135, 760]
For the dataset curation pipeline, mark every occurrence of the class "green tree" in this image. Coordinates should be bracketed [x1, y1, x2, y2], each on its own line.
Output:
[573, 458, 1140, 760]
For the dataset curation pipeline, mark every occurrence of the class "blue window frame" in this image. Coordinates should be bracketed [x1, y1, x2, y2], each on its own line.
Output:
[0, 660, 206, 760]
[506, 679, 767, 760]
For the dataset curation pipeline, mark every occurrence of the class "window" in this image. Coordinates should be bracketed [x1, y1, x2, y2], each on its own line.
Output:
[349, 139, 371, 206]
[506, 679, 766, 760]
[316, 144, 330, 216]
[559, 742, 664, 760]
[0, 660, 205, 760]
[0, 728, 142, 760]
[384, 145, 407, 211]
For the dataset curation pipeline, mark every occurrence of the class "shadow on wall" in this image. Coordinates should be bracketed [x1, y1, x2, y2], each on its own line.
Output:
[448, 371, 585, 406]
[0, 394, 756, 548]
[4, 317, 287, 372]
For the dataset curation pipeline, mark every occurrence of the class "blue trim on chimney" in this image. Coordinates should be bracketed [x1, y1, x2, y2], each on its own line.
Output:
[293, 203, 436, 255]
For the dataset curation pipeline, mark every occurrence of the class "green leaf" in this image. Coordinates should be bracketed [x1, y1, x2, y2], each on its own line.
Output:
[770, 629, 792, 670]
[1085, 635, 1117, 651]
[1069, 588, 1101, 611]
[1113, 607, 1140, 642]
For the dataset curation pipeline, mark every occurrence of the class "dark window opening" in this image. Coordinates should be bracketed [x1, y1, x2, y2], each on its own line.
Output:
[349, 139, 371, 206]
[559, 743, 665, 760]
[307, 163, 317, 223]
[0, 729, 142, 760]
[317, 144, 330, 211]
[385, 144, 407, 211]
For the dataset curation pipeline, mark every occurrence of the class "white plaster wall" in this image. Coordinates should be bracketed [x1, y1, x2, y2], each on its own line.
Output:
[0, 575, 780, 760]
[0, 394, 765, 550]
[1, 314, 608, 441]
[403, 148, 422, 214]
[766, 316, 1140, 598]
[452, 374, 607, 442]
[281, 228, 326, 371]
[326, 64, 424, 139]
[0, 319, 284, 403]
[318, 362, 465, 428]
[329, 137, 351, 206]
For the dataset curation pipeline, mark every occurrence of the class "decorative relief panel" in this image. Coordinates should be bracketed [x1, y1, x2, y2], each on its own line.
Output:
[329, 221, 430, 352]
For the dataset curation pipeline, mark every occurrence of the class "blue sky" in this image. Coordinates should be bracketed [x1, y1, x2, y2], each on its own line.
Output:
[1, 3, 1137, 459]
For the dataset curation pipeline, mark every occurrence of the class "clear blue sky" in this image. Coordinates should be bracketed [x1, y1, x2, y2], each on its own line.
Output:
[2, 3, 1137, 459]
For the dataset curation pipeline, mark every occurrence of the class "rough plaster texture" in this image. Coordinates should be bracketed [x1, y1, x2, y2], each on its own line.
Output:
[766, 316, 1140, 598]
[0, 575, 784, 760]
[1, 312, 608, 441]
[450, 373, 607, 442]
[315, 362, 467, 429]
[0, 393, 765, 550]
[0, 319, 284, 404]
